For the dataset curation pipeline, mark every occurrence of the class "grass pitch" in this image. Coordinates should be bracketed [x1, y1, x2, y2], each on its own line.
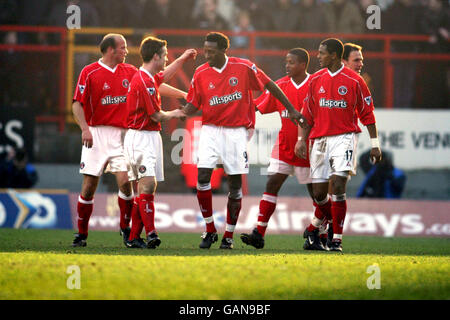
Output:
[0, 229, 449, 300]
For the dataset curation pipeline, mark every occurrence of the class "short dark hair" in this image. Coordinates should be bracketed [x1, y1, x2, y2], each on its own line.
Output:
[343, 43, 362, 61]
[288, 48, 310, 67]
[205, 32, 229, 50]
[140, 36, 167, 63]
[100, 33, 122, 54]
[320, 38, 344, 59]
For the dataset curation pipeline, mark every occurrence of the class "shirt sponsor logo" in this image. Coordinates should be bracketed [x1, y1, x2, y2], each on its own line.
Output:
[364, 96, 372, 105]
[319, 98, 347, 108]
[209, 91, 243, 106]
[338, 85, 347, 95]
[101, 95, 127, 105]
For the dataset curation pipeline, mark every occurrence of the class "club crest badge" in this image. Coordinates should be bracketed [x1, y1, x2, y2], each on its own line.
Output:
[338, 86, 348, 95]
[229, 77, 238, 86]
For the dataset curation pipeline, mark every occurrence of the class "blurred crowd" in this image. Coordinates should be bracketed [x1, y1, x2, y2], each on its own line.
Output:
[0, 0, 449, 110]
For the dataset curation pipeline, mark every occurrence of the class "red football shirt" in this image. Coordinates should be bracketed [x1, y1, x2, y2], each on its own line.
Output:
[256, 75, 310, 167]
[187, 56, 271, 128]
[126, 68, 164, 131]
[73, 60, 137, 128]
[302, 64, 376, 139]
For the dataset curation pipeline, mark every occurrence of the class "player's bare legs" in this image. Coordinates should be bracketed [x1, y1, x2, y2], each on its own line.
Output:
[197, 168, 218, 248]
[221, 174, 243, 248]
[114, 171, 133, 244]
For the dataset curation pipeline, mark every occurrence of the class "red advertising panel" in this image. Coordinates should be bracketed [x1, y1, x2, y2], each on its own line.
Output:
[69, 193, 450, 237]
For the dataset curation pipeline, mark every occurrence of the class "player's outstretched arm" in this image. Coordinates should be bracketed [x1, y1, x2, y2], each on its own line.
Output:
[159, 83, 187, 100]
[180, 103, 199, 117]
[366, 123, 382, 164]
[294, 125, 311, 159]
[163, 49, 197, 82]
[72, 101, 93, 148]
[264, 80, 308, 128]
[150, 109, 186, 123]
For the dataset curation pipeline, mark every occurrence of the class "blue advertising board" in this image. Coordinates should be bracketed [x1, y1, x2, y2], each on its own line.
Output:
[0, 189, 72, 229]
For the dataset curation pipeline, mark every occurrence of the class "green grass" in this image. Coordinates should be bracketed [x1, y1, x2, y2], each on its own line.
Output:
[0, 229, 449, 300]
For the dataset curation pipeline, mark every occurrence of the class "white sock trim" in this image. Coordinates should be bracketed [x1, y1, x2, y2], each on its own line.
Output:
[204, 216, 214, 224]
[262, 193, 277, 204]
[257, 221, 268, 227]
[197, 182, 212, 191]
[118, 190, 133, 201]
[314, 195, 330, 206]
[78, 196, 94, 204]
[312, 216, 324, 228]
[332, 193, 346, 202]
[225, 224, 236, 232]
[333, 234, 343, 240]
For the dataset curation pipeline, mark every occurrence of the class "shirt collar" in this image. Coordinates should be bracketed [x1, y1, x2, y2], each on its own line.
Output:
[139, 66, 155, 82]
[291, 73, 310, 89]
[212, 55, 228, 73]
[327, 63, 344, 77]
[98, 59, 118, 73]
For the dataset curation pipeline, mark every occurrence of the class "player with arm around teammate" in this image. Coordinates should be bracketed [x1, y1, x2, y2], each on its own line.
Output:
[295, 38, 382, 252]
[181, 32, 308, 249]
[71, 33, 189, 247]
[124, 36, 196, 248]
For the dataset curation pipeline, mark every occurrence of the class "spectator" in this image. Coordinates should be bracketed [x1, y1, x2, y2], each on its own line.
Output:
[357, 150, 406, 199]
[297, 0, 328, 49]
[192, 0, 230, 30]
[323, 0, 365, 35]
[235, 0, 273, 31]
[122, 0, 189, 29]
[0, 147, 38, 189]
[415, 0, 449, 108]
[384, 0, 421, 108]
[231, 10, 256, 52]
[269, 0, 301, 34]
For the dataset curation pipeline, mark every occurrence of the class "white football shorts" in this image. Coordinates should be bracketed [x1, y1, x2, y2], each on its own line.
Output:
[197, 125, 253, 175]
[124, 129, 164, 182]
[79, 126, 128, 176]
[267, 158, 312, 184]
[309, 132, 359, 182]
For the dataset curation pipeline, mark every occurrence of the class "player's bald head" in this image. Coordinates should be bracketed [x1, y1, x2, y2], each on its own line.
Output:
[100, 33, 126, 54]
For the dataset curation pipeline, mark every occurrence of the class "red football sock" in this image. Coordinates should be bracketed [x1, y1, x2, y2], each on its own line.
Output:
[223, 197, 242, 239]
[319, 197, 332, 221]
[256, 193, 277, 237]
[77, 195, 94, 236]
[197, 189, 216, 233]
[118, 191, 133, 230]
[139, 194, 155, 236]
[129, 196, 143, 240]
[331, 199, 347, 241]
